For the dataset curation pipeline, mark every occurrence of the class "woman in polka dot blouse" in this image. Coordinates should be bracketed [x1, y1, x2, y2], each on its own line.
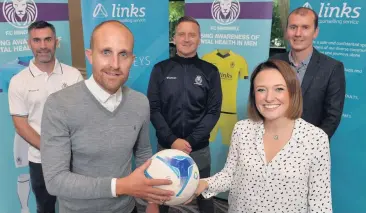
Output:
[191, 59, 332, 213]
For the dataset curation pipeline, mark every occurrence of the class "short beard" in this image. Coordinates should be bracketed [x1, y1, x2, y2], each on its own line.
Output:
[36, 52, 53, 63]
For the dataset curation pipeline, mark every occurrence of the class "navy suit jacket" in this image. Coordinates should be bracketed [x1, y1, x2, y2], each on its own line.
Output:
[271, 48, 346, 138]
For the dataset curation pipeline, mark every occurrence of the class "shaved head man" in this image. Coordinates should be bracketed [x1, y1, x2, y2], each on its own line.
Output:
[40, 21, 173, 213]
[87, 21, 135, 95]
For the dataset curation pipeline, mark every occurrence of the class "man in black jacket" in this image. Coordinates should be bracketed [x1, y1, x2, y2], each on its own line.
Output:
[272, 7, 345, 138]
[147, 16, 222, 213]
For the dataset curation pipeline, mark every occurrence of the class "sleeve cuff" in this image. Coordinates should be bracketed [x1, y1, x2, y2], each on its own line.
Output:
[111, 178, 117, 197]
[166, 134, 178, 147]
[10, 113, 28, 117]
[201, 178, 217, 199]
[185, 135, 196, 145]
[201, 190, 216, 199]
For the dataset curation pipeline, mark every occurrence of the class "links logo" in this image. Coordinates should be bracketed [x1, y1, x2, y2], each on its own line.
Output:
[303, 2, 312, 9]
[2, 0, 38, 29]
[211, 0, 240, 25]
[93, 3, 146, 20]
[93, 3, 108, 18]
[220, 72, 233, 80]
[303, 2, 361, 19]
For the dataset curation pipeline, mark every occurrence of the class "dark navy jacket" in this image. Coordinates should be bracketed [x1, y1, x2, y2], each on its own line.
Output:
[147, 54, 222, 151]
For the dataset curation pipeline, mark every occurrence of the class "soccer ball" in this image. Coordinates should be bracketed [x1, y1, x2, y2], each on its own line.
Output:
[144, 149, 200, 206]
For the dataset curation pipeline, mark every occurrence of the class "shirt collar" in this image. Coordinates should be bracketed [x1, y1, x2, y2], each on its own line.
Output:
[86, 75, 122, 104]
[29, 58, 62, 76]
[288, 50, 313, 67]
[216, 49, 232, 58]
[173, 53, 199, 64]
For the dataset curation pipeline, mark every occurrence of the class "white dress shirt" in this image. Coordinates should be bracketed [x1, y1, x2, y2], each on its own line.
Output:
[202, 118, 332, 213]
[85, 75, 122, 197]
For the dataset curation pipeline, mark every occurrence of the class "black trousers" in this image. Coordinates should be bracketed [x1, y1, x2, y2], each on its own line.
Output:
[29, 162, 57, 213]
[159, 165, 214, 213]
[131, 206, 137, 213]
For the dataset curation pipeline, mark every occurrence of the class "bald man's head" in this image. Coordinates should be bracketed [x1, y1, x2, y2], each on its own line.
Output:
[85, 20, 135, 95]
[89, 20, 134, 50]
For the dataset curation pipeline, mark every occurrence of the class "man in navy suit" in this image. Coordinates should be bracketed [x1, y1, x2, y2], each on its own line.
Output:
[272, 7, 346, 139]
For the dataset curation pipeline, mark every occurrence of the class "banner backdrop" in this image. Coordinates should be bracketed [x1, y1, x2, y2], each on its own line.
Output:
[186, 0, 273, 199]
[80, 0, 169, 152]
[0, 0, 72, 212]
[289, 0, 366, 212]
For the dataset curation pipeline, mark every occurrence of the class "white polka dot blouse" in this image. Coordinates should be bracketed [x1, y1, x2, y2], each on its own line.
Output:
[202, 118, 332, 213]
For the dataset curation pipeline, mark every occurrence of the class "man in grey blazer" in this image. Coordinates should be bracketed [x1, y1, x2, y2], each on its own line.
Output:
[272, 7, 346, 139]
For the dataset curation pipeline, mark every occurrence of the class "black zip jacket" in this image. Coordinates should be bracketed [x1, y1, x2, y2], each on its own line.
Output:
[147, 54, 222, 151]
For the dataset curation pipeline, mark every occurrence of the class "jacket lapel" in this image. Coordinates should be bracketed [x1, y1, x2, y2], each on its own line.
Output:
[301, 48, 321, 96]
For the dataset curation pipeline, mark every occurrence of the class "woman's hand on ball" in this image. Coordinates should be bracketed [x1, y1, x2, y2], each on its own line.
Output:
[196, 179, 209, 195]
[116, 159, 174, 204]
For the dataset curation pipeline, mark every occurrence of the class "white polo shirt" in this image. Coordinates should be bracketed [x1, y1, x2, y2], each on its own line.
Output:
[8, 59, 84, 163]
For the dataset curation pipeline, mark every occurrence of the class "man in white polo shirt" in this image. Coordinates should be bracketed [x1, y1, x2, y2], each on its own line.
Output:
[8, 20, 83, 213]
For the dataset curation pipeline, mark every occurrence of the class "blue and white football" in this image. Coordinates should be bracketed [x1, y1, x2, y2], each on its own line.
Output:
[144, 149, 200, 205]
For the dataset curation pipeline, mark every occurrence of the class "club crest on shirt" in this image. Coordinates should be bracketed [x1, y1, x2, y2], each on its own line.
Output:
[194, 75, 203, 86]
[61, 82, 68, 89]
[16, 157, 22, 165]
[230, 61, 235, 68]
